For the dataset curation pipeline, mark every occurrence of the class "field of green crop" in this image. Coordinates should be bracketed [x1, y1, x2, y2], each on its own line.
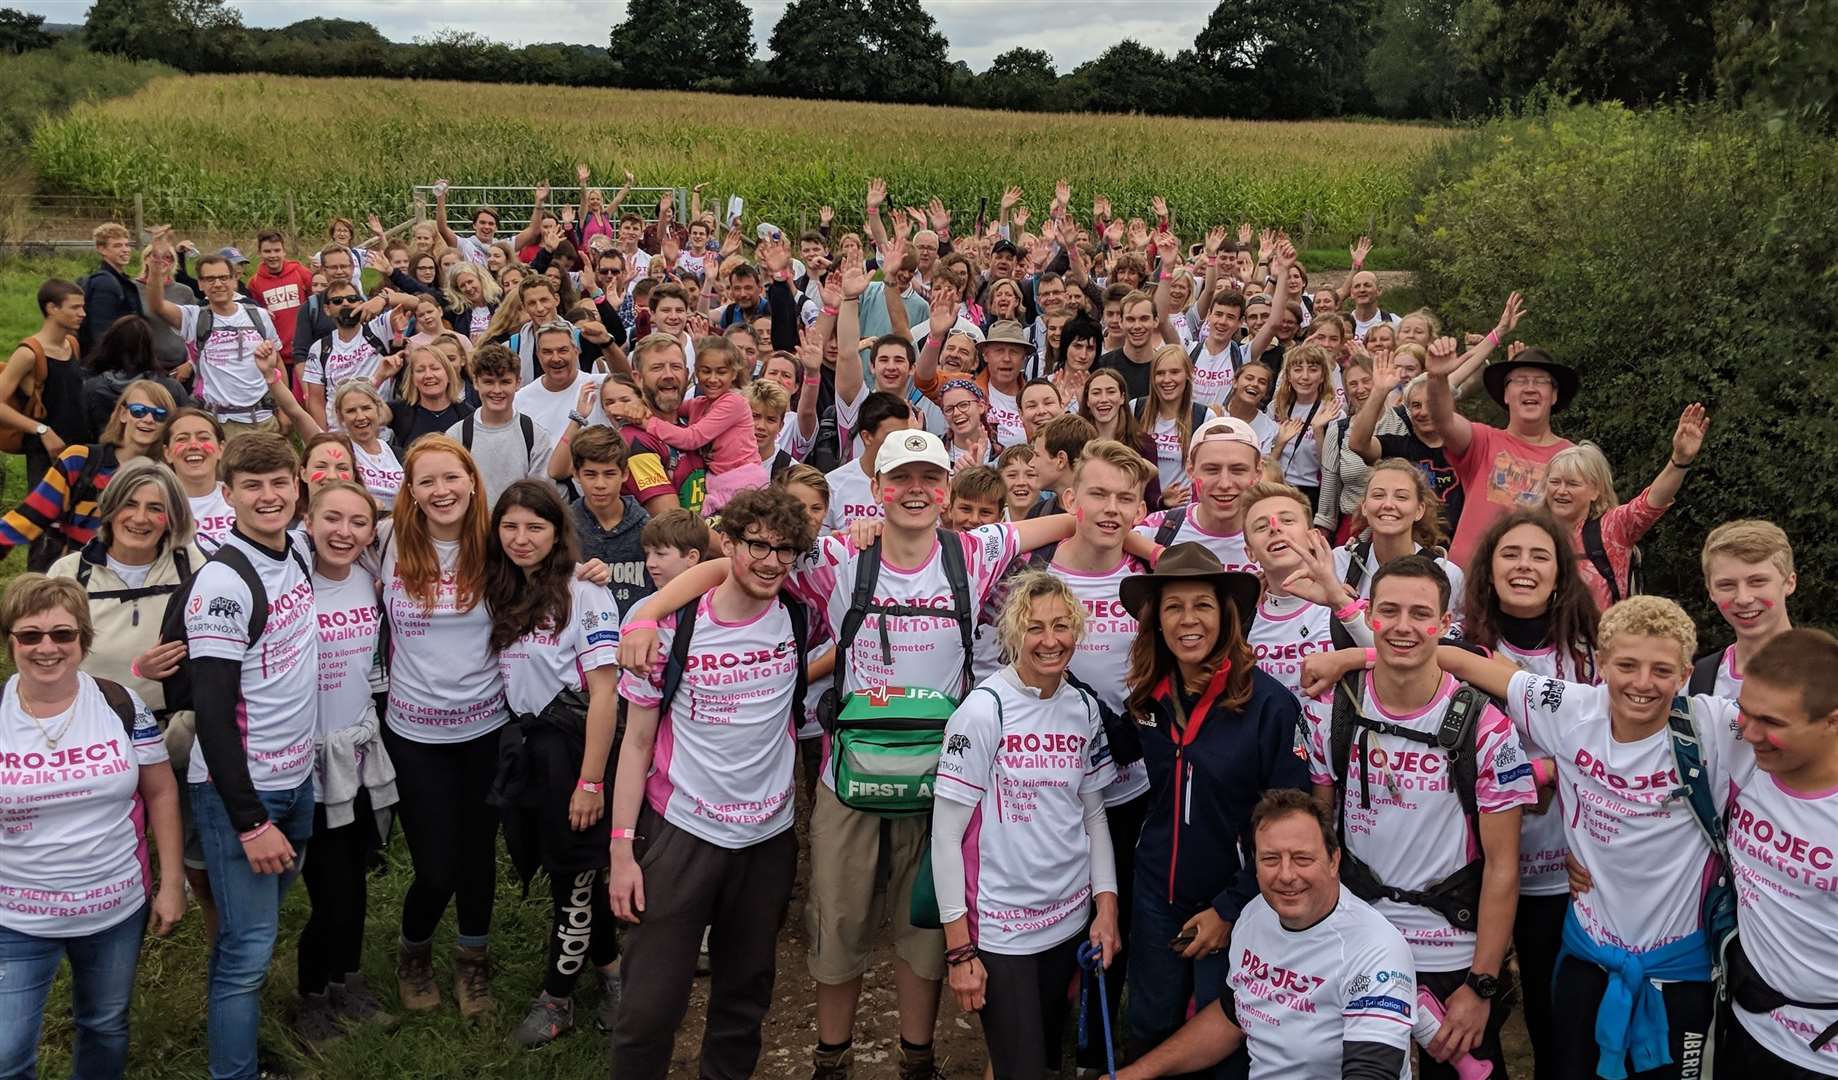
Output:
[31, 75, 1447, 239]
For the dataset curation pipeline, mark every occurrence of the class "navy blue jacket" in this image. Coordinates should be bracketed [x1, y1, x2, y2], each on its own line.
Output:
[1133, 664, 1312, 924]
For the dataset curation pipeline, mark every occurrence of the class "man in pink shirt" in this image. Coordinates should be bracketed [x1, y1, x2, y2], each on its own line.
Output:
[1425, 338, 1578, 567]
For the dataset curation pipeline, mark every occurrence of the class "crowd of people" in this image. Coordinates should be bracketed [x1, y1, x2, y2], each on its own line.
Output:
[0, 170, 1831, 1080]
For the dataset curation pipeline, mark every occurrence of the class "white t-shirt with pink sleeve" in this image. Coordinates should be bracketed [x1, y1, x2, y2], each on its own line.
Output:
[0, 675, 166, 938]
[1302, 672, 1537, 972]
[497, 578, 620, 717]
[1051, 553, 1151, 806]
[382, 529, 508, 744]
[784, 524, 1020, 791]
[619, 594, 801, 848]
[1496, 638, 1599, 897]
[1134, 509, 1258, 575]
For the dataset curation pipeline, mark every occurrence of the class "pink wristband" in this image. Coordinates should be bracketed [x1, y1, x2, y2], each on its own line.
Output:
[1363, 648, 1378, 670]
[822, 305, 839, 317]
[1485, 329, 1501, 347]
[609, 828, 637, 841]
[238, 821, 272, 843]
[1333, 597, 1368, 621]
[624, 619, 658, 632]
[1532, 758, 1553, 789]
[129, 660, 142, 678]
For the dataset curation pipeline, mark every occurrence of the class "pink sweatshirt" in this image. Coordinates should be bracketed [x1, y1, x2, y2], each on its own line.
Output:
[643, 392, 760, 475]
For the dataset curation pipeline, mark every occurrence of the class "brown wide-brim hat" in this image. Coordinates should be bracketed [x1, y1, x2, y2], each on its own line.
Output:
[1119, 541, 1261, 630]
[977, 319, 1030, 354]
[1482, 350, 1581, 414]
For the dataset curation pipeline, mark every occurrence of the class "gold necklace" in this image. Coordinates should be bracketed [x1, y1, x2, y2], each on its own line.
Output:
[17, 689, 78, 749]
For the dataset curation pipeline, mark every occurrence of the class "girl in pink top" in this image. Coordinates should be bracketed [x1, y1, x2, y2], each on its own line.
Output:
[631, 338, 763, 514]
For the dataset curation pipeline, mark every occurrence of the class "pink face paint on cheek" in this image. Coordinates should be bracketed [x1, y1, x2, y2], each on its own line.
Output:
[1763, 730, 1786, 750]
[197, 441, 217, 455]
[1369, 619, 1385, 633]
[932, 487, 948, 507]
[881, 487, 900, 505]
[1759, 598, 1776, 608]
[309, 470, 327, 484]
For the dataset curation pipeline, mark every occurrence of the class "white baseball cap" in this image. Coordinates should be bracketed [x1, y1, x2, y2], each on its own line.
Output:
[1187, 415, 1263, 461]
[874, 430, 950, 475]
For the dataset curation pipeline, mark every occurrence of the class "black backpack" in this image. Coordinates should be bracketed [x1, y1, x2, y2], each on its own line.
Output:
[1329, 674, 1490, 930]
[191, 302, 276, 358]
[1152, 506, 1188, 547]
[1581, 515, 1642, 605]
[159, 541, 310, 712]
[310, 323, 399, 368]
[95, 676, 139, 734]
[1686, 649, 1723, 697]
[460, 412, 536, 458]
[655, 592, 810, 731]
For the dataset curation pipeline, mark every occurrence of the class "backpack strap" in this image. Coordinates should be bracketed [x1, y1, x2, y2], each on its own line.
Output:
[1343, 539, 1372, 593]
[1666, 696, 1730, 864]
[16, 337, 48, 412]
[93, 677, 138, 736]
[655, 597, 703, 720]
[783, 594, 809, 732]
[935, 529, 976, 697]
[1153, 506, 1187, 547]
[460, 412, 477, 451]
[828, 538, 888, 697]
[518, 413, 536, 456]
[1688, 650, 1723, 698]
[1332, 676, 1481, 825]
[1581, 515, 1621, 605]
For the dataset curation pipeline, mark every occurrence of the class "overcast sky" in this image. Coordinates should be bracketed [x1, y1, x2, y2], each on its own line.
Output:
[21, 0, 1216, 71]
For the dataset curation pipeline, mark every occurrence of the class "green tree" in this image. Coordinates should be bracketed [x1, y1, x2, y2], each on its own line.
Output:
[766, 0, 950, 103]
[609, 0, 752, 91]
[1190, 0, 1381, 117]
[1716, 0, 1838, 131]
[0, 6, 53, 52]
[82, 0, 244, 70]
[1365, 0, 1491, 117]
[1467, 0, 1716, 104]
[978, 47, 1057, 111]
[1062, 40, 1193, 115]
[267, 17, 387, 45]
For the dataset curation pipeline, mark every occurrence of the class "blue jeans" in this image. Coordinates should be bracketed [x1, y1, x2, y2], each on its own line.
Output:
[1123, 874, 1245, 1079]
[0, 905, 148, 1080]
[190, 779, 314, 1080]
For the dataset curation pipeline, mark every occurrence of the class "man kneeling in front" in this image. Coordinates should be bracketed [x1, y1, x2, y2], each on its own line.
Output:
[1120, 789, 1417, 1079]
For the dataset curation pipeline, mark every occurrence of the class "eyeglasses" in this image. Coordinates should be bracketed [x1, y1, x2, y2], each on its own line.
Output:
[199, 274, 235, 284]
[741, 538, 801, 565]
[944, 401, 979, 415]
[1504, 375, 1555, 389]
[10, 628, 79, 645]
[125, 403, 170, 421]
[326, 295, 361, 306]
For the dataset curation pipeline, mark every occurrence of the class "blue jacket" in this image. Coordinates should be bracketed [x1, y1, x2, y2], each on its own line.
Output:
[1132, 664, 1311, 923]
[1558, 907, 1711, 1080]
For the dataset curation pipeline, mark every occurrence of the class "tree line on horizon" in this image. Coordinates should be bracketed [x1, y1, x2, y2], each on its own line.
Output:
[0, 0, 1831, 126]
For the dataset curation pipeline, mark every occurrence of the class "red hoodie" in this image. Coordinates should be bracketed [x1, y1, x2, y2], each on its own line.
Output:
[248, 260, 316, 355]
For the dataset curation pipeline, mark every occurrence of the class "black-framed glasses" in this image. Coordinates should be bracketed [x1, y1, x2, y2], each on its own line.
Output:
[741, 538, 800, 565]
[10, 628, 79, 645]
[125, 403, 170, 421]
[326, 294, 361, 306]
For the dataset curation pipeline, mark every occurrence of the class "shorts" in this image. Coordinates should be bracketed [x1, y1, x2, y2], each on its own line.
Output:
[219, 415, 280, 440]
[805, 782, 943, 984]
[161, 711, 208, 871]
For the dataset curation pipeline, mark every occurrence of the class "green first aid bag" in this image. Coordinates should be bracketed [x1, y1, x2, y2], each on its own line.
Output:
[830, 686, 959, 816]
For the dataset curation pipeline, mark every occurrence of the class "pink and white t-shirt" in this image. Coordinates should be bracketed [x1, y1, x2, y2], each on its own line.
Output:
[984, 385, 1026, 449]
[1053, 554, 1151, 806]
[311, 567, 383, 790]
[183, 532, 318, 788]
[1302, 672, 1536, 971]
[1503, 672, 1740, 952]
[189, 487, 236, 555]
[1226, 886, 1416, 1080]
[820, 462, 881, 534]
[176, 303, 278, 416]
[0, 675, 165, 938]
[1497, 638, 1598, 896]
[620, 594, 802, 848]
[934, 670, 1115, 954]
[785, 524, 1020, 790]
[382, 529, 507, 743]
[1134, 509, 1258, 575]
[1707, 644, 1743, 701]
[498, 578, 620, 717]
[1725, 752, 1838, 1073]
[1190, 340, 1244, 409]
[302, 313, 396, 429]
[1251, 592, 1371, 705]
[352, 441, 403, 506]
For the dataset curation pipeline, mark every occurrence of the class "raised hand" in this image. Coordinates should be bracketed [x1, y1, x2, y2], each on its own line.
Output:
[561, 204, 577, 226]
[866, 178, 887, 210]
[1350, 235, 1372, 270]
[1012, 205, 1030, 231]
[660, 231, 681, 265]
[433, 179, 450, 196]
[928, 282, 960, 338]
[534, 180, 549, 202]
[1127, 218, 1150, 249]
[1671, 403, 1709, 465]
[1093, 194, 1112, 222]
[576, 163, 590, 184]
[1281, 530, 1353, 610]
[1104, 219, 1125, 246]
[1506, 340, 1528, 360]
[839, 254, 869, 300]
[1496, 291, 1526, 336]
[1000, 185, 1023, 211]
[819, 205, 835, 227]
[624, 169, 635, 186]
[1151, 194, 1168, 219]
[1274, 416, 1306, 448]
[364, 248, 390, 273]
[820, 267, 845, 310]
[1372, 350, 1401, 395]
[1237, 221, 1253, 248]
[1204, 226, 1227, 256]
[366, 212, 386, 238]
[1257, 227, 1277, 257]
[657, 190, 672, 216]
[758, 238, 791, 276]
[928, 197, 951, 233]
[1426, 335, 1462, 378]
[719, 227, 742, 257]
[1055, 178, 1071, 207]
[1155, 231, 1178, 263]
[797, 326, 825, 373]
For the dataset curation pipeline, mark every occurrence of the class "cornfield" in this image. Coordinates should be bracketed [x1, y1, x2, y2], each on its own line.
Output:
[31, 74, 1448, 240]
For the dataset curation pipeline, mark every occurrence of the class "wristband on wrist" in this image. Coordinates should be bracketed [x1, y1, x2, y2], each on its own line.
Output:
[576, 778, 604, 794]
[822, 305, 839, 317]
[1363, 647, 1378, 670]
[944, 944, 978, 966]
[1531, 758, 1553, 789]
[609, 827, 637, 841]
[624, 619, 659, 632]
[129, 660, 142, 678]
[803, 374, 821, 385]
[238, 821, 272, 843]
[1485, 328, 1501, 347]
[1333, 597, 1368, 622]
[1670, 459, 1693, 470]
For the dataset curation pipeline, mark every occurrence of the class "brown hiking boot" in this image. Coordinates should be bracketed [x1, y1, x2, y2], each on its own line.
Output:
[395, 940, 440, 1012]
[897, 1043, 945, 1080]
[810, 1043, 852, 1080]
[453, 943, 497, 1021]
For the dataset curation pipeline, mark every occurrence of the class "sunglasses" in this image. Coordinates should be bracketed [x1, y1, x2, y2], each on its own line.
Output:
[11, 628, 79, 645]
[327, 295, 361, 306]
[125, 403, 170, 421]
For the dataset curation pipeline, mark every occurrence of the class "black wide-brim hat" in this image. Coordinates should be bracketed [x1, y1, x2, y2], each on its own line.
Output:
[1119, 542, 1261, 630]
[1482, 349, 1581, 414]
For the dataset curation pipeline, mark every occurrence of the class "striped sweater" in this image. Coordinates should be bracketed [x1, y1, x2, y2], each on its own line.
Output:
[0, 442, 120, 551]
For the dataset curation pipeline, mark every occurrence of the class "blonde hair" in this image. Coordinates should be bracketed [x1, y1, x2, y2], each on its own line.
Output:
[1242, 479, 1312, 523]
[442, 259, 501, 312]
[745, 378, 789, 415]
[774, 463, 829, 506]
[1394, 344, 1428, 373]
[1363, 458, 1443, 550]
[333, 378, 390, 430]
[93, 222, 130, 246]
[1598, 595, 1697, 670]
[397, 345, 461, 408]
[104, 379, 178, 449]
[996, 569, 1086, 664]
[1274, 343, 1334, 416]
[1399, 308, 1442, 337]
[1073, 438, 1153, 491]
[1545, 442, 1620, 518]
[1700, 519, 1794, 580]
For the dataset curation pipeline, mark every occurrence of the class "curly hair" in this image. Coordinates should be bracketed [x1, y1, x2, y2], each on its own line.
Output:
[716, 487, 816, 556]
[996, 570, 1085, 664]
[1598, 595, 1696, 671]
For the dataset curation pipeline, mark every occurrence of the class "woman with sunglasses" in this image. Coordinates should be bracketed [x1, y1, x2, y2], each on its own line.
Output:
[0, 379, 177, 565]
[0, 573, 185, 1079]
[485, 480, 623, 1048]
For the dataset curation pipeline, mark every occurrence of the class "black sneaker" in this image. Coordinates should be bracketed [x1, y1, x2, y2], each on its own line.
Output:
[292, 992, 343, 1046]
[811, 1044, 851, 1080]
[330, 973, 397, 1028]
[594, 967, 623, 1033]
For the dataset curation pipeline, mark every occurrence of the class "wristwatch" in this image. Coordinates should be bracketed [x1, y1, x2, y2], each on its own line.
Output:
[1464, 971, 1500, 1000]
[33, 423, 47, 437]
[567, 410, 590, 427]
